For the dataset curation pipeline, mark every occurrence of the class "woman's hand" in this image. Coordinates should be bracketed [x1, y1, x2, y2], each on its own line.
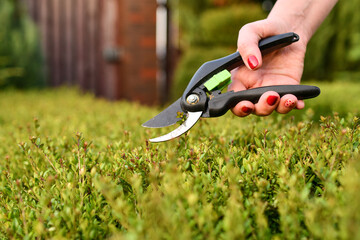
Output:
[229, 19, 307, 117]
[229, 0, 337, 117]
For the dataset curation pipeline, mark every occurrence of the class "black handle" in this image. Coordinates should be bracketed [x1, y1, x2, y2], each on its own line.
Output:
[225, 32, 300, 71]
[182, 32, 299, 98]
[205, 85, 320, 117]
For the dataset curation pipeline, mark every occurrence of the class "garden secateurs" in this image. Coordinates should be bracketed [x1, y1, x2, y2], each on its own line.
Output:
[143, 32, 320, 143]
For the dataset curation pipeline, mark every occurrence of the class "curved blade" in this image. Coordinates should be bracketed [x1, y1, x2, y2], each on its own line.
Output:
[149, 111, 202, 143]
[142, 98, 184, 128]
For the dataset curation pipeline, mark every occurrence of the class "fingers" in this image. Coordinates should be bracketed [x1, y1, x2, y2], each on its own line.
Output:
[232, 20, 305, 118]
[231, 100, 255, 117]
[254, 91, 280, 116]
[229, 73, 255, 117]
[276, 94, 298, 114]
[296, 100, 305, 110]
[237, 20, 280, 71]
[232, 93, 303, 117]
[238, 23, 263, 70]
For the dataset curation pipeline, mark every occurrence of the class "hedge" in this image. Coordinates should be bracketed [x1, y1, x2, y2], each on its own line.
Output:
[0, 84, 359, 239]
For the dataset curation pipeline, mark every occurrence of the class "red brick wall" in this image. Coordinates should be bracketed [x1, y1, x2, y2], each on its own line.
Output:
[120, 0, 158, 104]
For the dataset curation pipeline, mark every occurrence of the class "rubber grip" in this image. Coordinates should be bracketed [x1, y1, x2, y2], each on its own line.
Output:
[207, 85, 320, 117]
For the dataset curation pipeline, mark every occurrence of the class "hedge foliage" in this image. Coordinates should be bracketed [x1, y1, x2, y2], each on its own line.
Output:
[199, 5, 266, 46]
[0, 0, 45, 89]
[0, 80, 360, 239]
[304, 0, 360, 79]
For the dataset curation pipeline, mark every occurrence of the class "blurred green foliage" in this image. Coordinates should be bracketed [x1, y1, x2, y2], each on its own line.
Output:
[170, 0, 360, 99]
[170, 0, 266, 48]
[0, 0, 45, 89]
[0, 83, 359, 239]
[199, 6, 266, 47]
[304, 0, 360, 79]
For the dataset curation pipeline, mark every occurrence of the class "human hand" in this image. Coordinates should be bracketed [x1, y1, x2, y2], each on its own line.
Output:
[229, 19, 307, 117]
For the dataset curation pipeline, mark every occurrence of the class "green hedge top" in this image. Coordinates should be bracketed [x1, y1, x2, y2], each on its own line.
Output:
[1, 86, 360, 239]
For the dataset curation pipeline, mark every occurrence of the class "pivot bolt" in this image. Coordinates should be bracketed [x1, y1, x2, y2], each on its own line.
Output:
[186, 94, 199, 105]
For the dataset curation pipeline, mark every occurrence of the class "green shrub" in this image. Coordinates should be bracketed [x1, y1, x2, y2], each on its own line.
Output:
[0, 83, 359, 239]
[169, 0, 211, 49]
[199, 5, 266, 47]
[0, 57, 23, 85]
[170, 1, 266, 48]
[0, 0, 45, 89]
[304, 0, 360, 79]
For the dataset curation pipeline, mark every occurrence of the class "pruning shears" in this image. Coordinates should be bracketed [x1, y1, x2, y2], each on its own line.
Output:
[143, 32, 320, 143]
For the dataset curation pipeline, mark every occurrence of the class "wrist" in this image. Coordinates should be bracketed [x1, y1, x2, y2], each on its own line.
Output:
[266, 13, 311, 45]
[266, 0, 338, 45]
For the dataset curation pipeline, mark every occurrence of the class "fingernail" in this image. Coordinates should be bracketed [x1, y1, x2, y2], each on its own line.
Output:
[242, 106, 253, 114]
[267, 95, 278, 106]
[248, 55, 258, 69]
[285, 99, 296, 108]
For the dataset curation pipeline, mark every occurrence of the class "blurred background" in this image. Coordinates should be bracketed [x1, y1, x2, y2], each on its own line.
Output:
[1, 0, 359, 105]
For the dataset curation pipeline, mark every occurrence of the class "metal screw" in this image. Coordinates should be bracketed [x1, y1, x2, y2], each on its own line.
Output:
[186, 94, 199, 105]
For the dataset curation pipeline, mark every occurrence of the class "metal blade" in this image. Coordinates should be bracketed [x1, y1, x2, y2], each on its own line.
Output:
[149, 111, 202, 143]
[142, 98, 184, 128]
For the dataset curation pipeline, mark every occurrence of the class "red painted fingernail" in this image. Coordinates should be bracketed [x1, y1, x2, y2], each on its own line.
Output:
[267, 95, 278, 106]
[285, 99, 296, 108]
[242, 106, 252, 114]
[248, 55, 258, 69]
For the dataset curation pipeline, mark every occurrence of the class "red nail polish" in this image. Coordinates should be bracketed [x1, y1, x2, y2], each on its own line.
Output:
[285, 99, 296, 108]
[267, 95, 278, 106]
[242, 106, 252, 114]
[248, 55, 258, 69]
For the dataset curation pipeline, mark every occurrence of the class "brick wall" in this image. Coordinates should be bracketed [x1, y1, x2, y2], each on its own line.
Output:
[121, 0, 158, 104]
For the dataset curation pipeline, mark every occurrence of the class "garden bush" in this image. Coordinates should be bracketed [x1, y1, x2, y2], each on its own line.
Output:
[0, 0, 45, 89]
[199, 5, 266, 47]
[304, 0, 360, 79]
[0, 81, 360, 239]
